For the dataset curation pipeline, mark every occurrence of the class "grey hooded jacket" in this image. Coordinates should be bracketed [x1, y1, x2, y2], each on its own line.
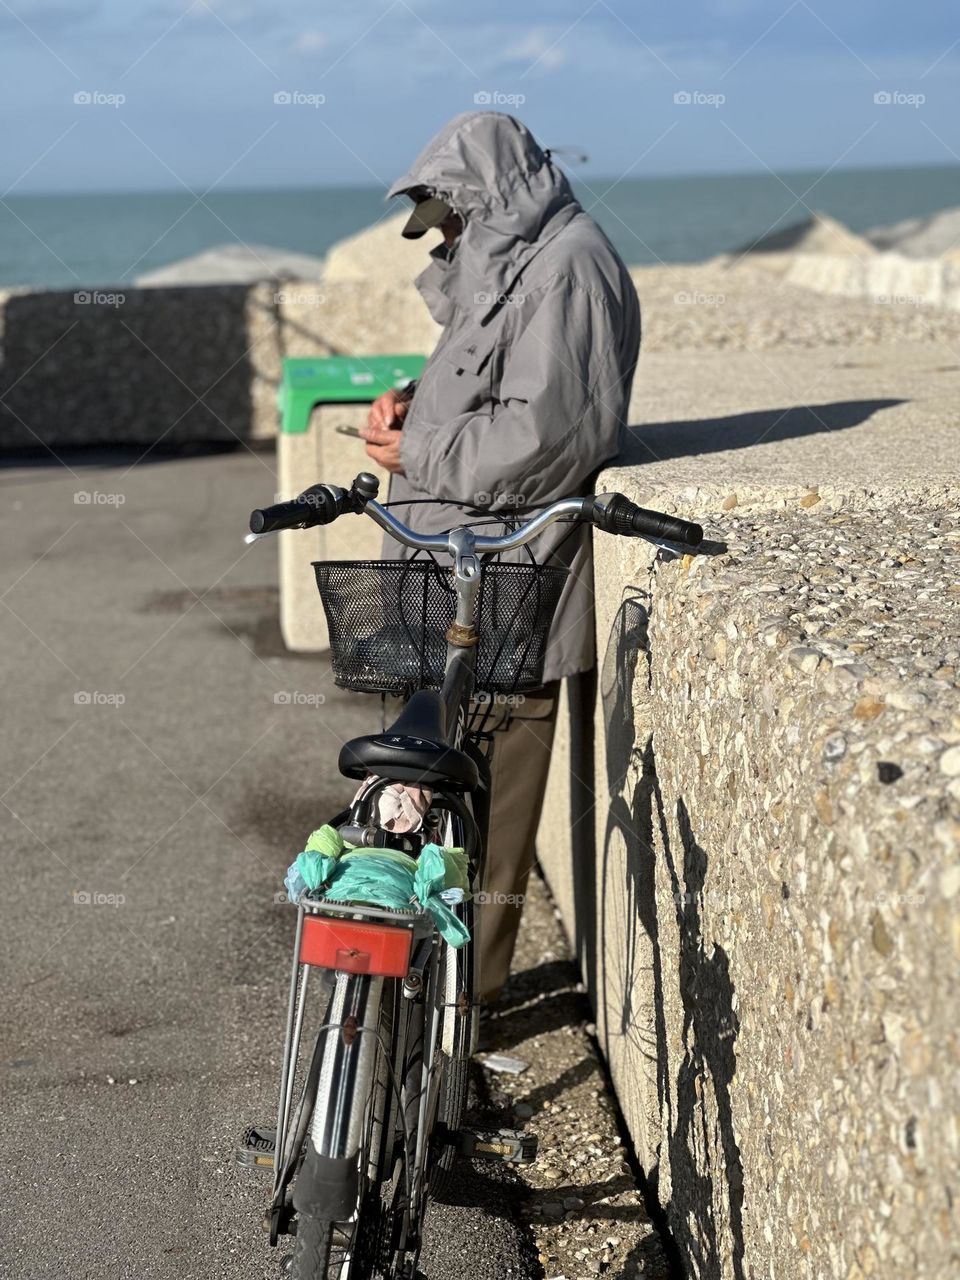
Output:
[385, 111, 641, 682]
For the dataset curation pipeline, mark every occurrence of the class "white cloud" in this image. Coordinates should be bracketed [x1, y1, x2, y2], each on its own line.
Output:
[295, 29, 327, 52]
[500, 28, 570, 71]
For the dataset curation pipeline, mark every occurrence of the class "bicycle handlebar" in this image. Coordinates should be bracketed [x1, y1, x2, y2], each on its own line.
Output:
[249, 474, 381, 535]
[247, 473, 703, 552]
[586, 492, 703, 547]
[249, 484, 345, 534]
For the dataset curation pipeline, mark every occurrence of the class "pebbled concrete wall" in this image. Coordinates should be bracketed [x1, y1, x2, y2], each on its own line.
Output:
[538, 480, 960, 1280]
[0, 284, 260, 450]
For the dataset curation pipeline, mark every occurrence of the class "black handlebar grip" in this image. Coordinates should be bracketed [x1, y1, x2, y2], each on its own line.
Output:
[629, 505, 703, 547]
[249, 484, 345, 534]
[590, 493, 703, 547]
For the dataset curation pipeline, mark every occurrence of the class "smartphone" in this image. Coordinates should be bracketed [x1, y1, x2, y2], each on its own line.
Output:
[335, 425, 363, 439]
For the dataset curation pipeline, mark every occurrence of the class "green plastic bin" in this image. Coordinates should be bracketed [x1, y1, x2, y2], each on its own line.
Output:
[278, 355, 426, 434]
[276, 353, 426, 653]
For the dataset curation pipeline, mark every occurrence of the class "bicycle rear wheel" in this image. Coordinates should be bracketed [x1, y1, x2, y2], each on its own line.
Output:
[287, 973, 393, 1280]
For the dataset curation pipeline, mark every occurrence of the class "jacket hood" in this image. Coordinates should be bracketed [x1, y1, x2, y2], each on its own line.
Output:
[388, 111, 580, 322]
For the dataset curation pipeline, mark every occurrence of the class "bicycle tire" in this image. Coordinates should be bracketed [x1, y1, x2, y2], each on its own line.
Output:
[288, 1213, 334, 1279]
[385, 989, 428, 1267]
[380, 960, 450, 1275]
[429, 1049, 470, 1199]
[425, 811, 478, 1201]
[289, 1195, 385, 1280]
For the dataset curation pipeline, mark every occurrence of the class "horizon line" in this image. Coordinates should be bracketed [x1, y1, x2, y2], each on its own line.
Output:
[5, 157, 958, 201]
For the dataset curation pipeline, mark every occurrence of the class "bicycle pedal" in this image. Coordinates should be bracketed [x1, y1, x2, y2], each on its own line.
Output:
[454, 1127, 538, 1165]
[236, 1123, 277, 1171]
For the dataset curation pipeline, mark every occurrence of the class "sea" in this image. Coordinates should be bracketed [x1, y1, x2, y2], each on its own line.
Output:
[1, 163, 958, 289]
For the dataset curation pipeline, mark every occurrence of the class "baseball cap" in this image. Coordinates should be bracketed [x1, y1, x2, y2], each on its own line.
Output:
[402, 195, 453, 240]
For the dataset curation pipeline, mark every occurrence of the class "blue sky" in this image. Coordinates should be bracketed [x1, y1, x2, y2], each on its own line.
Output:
[0, 0, 958, 193]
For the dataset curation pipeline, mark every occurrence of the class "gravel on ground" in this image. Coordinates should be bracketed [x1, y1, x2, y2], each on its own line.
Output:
[477, 871, 670, 1280]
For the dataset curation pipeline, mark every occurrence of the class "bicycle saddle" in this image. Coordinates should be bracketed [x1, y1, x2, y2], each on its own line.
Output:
[338, 690, 480, 791]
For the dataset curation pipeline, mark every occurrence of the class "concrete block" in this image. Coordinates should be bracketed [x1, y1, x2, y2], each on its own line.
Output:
[277, 404, 388, 652]
[0, 278, 439, 451]
[536, 341, 960, 1280]
[784, 251, 960, 311]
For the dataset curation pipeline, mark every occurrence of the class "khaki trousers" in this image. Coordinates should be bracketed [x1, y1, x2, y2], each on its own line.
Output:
[382, 682, 560, 1001]
[475, 682, 560, 1001]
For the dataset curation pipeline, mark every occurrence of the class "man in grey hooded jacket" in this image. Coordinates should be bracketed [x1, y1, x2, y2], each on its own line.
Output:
[362, 111, 641, 1000]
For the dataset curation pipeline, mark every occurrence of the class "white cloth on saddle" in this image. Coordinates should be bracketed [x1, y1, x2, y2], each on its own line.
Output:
[351, 776, 434, 834]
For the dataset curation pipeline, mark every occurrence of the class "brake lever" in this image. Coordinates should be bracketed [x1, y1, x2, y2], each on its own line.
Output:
[244, 530, 277, 545]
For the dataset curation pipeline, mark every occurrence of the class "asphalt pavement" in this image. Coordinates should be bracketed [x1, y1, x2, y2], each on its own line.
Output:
[0, 447, 538, 1280]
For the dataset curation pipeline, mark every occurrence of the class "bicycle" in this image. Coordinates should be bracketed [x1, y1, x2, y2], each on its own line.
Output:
[238, 471, 702, 1279]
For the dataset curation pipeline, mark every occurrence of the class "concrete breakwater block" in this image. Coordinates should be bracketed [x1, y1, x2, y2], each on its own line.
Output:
[0, 278, 439, 452]
[134, 242, 327, 287]
[783, 252, 960, 311]
[322, 211, 427, 283]
[537, 341, 960, 1280]
[538, 483, 959, 1280]
[0, 284, 261, 451]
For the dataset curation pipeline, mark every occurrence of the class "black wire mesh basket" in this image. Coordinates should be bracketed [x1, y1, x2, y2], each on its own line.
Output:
[313, 559, 567, 695]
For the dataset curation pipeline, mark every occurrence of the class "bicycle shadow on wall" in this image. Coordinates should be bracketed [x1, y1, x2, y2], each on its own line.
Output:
[596, 596, 746, 1280]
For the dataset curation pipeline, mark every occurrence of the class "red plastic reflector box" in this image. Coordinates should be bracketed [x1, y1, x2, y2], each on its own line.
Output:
[300, 915, 413, 977]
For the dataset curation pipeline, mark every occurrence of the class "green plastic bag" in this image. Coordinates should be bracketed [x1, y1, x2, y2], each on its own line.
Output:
[286, 826, 471, 948]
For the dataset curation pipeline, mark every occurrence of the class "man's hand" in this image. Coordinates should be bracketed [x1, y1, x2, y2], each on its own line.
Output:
[367, 388, 411, 433]
[361, 422, 405, 475]
[362, 388, 411, 475]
